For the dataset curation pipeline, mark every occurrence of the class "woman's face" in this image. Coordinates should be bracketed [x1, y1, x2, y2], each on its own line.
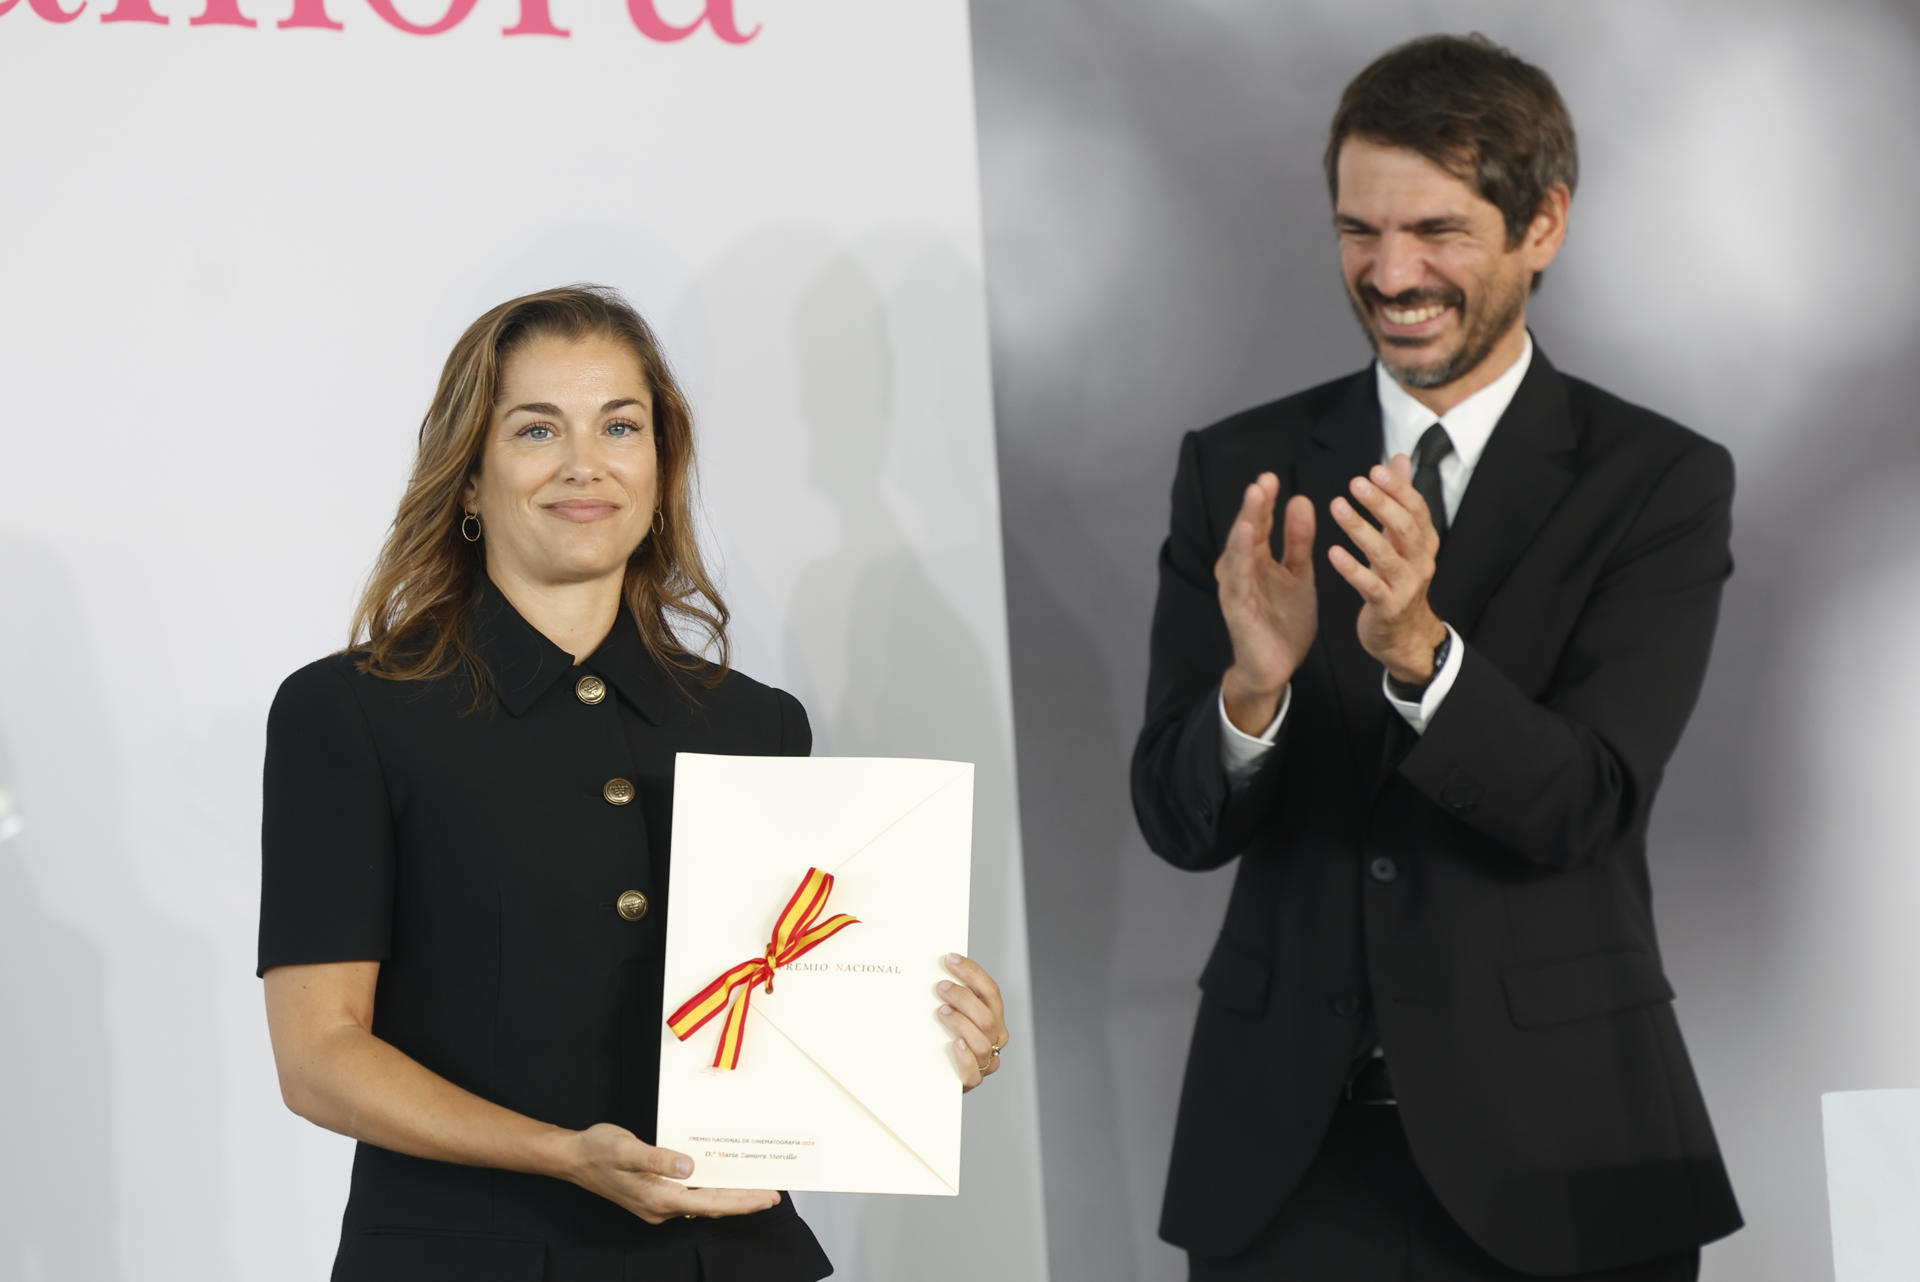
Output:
[464, 331, 659, 592]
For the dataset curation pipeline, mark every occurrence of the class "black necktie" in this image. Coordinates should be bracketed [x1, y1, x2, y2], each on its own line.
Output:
[1411, 423, 1455, 544]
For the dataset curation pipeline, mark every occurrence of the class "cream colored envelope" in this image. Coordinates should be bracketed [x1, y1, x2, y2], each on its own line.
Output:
[656, 753, 974, 1195]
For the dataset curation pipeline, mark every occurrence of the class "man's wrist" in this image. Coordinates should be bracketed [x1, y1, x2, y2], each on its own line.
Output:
[1222, 666, 1288, 736]
[1384, 621, 1450, 689]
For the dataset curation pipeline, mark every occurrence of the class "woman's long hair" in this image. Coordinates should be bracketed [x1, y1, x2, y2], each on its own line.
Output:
[350, 284, 730, 695]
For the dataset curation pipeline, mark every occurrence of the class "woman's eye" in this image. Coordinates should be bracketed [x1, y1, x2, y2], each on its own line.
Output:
[520, 424, 555, 441]
[607, 419, 644, 438]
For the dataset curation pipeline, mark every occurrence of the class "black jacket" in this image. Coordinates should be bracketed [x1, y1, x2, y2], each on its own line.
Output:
[1131, 350, 1743, 1275]
[259, 581, 831, 1282]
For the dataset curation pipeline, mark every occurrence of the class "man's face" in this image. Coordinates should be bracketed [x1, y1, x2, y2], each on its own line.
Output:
[1334, 138, 1553, 393]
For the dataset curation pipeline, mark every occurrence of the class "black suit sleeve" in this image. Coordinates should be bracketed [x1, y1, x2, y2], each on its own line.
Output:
[1131, 431, 1290, 870]
[257, 659, 397, 975]
[1401, 438, 1735, 870]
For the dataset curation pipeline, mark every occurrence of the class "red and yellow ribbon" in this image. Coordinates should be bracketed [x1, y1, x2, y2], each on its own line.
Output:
[667, 867, 860, 1070]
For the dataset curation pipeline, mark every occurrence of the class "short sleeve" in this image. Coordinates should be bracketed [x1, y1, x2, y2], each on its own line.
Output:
[257, 658, 397, 976]
[776, 688, 813, 758]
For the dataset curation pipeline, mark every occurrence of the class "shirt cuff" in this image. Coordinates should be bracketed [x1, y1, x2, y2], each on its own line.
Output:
[1219, 684, 1290, 788]
[1382, 624, 1462, 735]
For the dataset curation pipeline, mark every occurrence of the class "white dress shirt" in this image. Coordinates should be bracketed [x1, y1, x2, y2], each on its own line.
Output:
[1219, 335, 1535, 784]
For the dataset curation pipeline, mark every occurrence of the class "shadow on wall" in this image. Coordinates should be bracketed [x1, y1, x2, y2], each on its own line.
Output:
[668, 231, 1045, 1282]
[997, 519, 1139, 1280]
[0, 538, 237, 1282]
[0, 723, 119, 1280]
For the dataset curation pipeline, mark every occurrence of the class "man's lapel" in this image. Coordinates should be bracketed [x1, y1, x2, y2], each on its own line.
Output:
[1295, 372, 1391, 782]
[1428, 349, 1579, 639]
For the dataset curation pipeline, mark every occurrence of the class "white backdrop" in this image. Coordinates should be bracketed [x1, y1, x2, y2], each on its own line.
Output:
[0, 3, 1047, 1279]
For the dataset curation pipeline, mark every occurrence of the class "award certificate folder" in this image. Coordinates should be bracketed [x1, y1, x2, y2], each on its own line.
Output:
[657, 753, 974, 1195]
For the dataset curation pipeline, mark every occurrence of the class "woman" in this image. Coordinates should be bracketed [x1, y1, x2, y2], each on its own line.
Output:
[259, 285, 1009, 1280]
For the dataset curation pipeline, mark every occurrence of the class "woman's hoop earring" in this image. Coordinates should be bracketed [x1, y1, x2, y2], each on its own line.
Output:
[651, 509, 665, 536]
[460, 510, 483, 543]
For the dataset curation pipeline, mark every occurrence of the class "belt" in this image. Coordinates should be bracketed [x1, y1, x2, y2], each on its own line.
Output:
[1343, 1056, 1397, 1106]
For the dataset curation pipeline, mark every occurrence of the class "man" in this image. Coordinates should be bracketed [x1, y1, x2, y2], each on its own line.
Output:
[1131, 34, 1742, 1281]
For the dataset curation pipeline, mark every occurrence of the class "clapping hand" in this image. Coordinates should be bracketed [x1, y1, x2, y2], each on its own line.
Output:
[1326, 456, 1446, 684]
[1215, 473, 1319, 733]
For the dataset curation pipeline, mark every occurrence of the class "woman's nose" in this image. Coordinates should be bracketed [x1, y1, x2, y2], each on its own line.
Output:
[561, 432, 604, 480]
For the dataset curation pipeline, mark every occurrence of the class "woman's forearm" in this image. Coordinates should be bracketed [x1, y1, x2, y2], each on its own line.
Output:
[277, 1017, 580, 1180]
[264, 962, 584, 1183]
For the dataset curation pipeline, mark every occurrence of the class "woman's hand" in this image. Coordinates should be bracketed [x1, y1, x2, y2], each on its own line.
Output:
[938, 953, 1009, 1092]
[566, 1123, 781, 1224]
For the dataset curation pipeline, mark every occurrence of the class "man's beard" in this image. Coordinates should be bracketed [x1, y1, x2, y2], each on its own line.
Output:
[1347, 276, 1526, 390]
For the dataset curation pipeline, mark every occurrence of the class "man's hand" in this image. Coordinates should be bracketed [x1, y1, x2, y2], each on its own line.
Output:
[1215, 473, 1318, 734]
[1327, 456, 1447, 683]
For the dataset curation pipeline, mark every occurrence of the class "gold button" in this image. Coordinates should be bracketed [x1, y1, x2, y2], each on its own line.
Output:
[603, 778, 635, 806]
[576, 675, 607, 705]
[617, 889, 649, 921]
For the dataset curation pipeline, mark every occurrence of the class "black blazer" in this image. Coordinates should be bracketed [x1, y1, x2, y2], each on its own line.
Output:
[1131, 350, 1743, 1275]
[259, 582, 831, 1282]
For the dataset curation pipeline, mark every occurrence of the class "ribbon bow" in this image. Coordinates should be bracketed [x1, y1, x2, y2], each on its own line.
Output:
[667, 867, 860, 1070]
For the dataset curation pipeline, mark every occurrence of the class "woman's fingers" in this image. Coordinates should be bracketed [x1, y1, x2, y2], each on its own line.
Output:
[951, 1036, 986, 1091]
[937, 979, 996, 1043]
[667, 1186, 782, 1219]
[945, 953, 1004, 1014]
[940, 953, 1008, 1092]
[575, 1124, 779, 1224]
[632, 1184, 781, 1225]
[943, 955, 1007, 1043]
[625, 1169, 781, 1224]
[939, 999, 995, 1068]
[584, 1124, 692, 1181]
[636, 1142, 694, 1180]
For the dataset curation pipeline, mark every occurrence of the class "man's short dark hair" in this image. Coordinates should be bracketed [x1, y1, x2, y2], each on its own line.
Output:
[1325, 33, 1578, 251]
